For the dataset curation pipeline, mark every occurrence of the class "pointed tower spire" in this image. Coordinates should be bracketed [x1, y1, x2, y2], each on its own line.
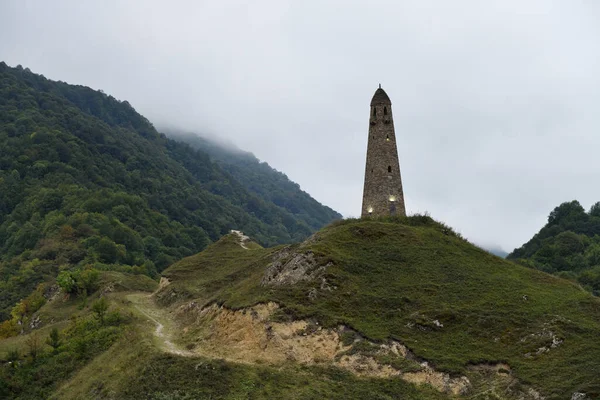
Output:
[361, 86, 406, 217]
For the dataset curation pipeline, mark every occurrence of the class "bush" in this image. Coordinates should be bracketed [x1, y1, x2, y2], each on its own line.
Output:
[78, 268, 99, 294]
[57, 268, 100, 297]
[92, 297, 109, 325]
[105, 310, 124, 326]
[46, 327, 61, 353]
[57, 270, 77, 294]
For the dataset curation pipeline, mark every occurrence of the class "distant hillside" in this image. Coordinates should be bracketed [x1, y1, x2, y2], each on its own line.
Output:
[0, 62, 340, 320]
[165, 131, 342, 231]
[508, 200, 600, 295]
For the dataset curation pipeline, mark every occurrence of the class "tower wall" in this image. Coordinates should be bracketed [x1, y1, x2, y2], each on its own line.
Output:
[361, 88, 406, 217]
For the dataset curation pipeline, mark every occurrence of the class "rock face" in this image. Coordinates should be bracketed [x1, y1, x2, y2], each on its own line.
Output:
[361, 86, 406, 217]
[262, 247, 331, 286]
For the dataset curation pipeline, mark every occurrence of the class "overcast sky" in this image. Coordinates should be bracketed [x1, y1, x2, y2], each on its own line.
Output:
[2, 1, 600, 252]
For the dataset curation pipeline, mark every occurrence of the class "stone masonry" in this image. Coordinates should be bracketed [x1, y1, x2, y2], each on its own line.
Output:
[361, 86, 406, 217]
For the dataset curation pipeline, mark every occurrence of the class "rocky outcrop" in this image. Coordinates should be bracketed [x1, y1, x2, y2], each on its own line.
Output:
[262, 248, 332, 286]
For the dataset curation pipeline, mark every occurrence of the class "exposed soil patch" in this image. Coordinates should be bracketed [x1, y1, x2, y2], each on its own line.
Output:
[230, 230, 250, 249]
[177, 301, 472, 395]
[128, 289, 548, 399]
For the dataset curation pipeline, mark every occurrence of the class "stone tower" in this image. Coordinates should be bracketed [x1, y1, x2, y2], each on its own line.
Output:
[361, 85, 406, 217]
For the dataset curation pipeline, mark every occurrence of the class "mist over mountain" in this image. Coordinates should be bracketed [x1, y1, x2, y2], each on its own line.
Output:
[165, 131, 341, 232]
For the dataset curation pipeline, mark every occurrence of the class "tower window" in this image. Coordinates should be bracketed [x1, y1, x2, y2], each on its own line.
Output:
[373, 108, 376, 117]
[386, 134, 390, 141]
[388, 166, 392, 173]
[384, 106, 388, 115]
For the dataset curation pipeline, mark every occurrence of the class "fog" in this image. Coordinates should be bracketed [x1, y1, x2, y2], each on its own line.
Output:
[2, 0, 600, 252]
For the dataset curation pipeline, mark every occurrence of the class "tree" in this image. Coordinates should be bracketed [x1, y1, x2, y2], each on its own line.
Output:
[96, 237, 118, 263]
[585, 243, 600, 266]
[590, 202, 600, 218]
[25, 333, 41, 361]
[77, 268, 99, 295]
[57, 270, 77, 294]
[46, 327, 61, 353]
[92, 297, 109, 325]
[554, 231, 585, 256]
[547, 201, 586, 226]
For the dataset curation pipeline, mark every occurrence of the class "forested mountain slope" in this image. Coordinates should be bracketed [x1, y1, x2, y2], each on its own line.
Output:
[166, 131, 341, 231]
[508, 200, 600, 295]
[0, 62, 340, 320]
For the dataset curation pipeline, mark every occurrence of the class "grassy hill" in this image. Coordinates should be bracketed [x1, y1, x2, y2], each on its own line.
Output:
[0, 62, 340, 320]
[2, 216, 599, 399]
[155, 216, 600, 399]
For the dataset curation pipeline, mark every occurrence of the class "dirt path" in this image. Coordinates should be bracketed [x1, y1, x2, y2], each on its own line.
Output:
[230, 230, 250, 249]
[127, 293, 195, 357]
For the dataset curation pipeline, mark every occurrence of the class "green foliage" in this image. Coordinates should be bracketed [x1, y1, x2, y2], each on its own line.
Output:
[509, 200, 600, 295]
[56, 270, 77, 294]
[6, 349, 19, 363]
[77, 268, 99, 294]
[25, 333, 41, 360]
[0, 307, 126, 399]
[45, 327, 61, 353]
[0, 62, 339, 321]
[56, 268, 100, 298]
[91, 297, 109, 325]
[0, 283, 47, 339]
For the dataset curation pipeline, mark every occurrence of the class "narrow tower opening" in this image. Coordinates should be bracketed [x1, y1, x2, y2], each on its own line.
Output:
[388, 166, 392, 173]
[384, 106, 388, 115]
[373, 108, 376, 117]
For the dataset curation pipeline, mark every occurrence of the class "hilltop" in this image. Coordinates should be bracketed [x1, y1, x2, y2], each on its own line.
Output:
[4, 217, 596, 398]
[153, 216, 600, 399]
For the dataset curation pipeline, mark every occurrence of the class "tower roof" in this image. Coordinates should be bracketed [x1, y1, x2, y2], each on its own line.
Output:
[370, 86, 391, 106]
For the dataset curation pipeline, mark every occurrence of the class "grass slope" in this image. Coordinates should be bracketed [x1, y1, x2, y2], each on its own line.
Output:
[1, 271, 443, 399]
[161, 216, 600, 399]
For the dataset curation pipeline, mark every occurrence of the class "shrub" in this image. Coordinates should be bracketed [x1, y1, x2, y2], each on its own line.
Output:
[46, 327, 61, 353]
[92, 297, 109, 325]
